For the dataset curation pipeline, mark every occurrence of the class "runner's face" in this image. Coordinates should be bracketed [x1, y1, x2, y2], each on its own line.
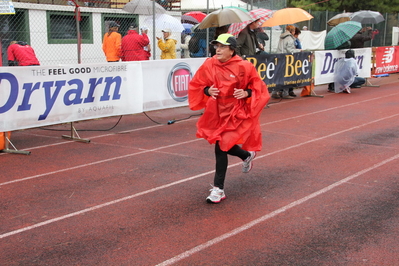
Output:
[214, 44, 234, 62]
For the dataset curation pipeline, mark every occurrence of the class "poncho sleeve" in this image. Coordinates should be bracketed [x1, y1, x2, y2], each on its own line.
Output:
[188, 58, 215, 110]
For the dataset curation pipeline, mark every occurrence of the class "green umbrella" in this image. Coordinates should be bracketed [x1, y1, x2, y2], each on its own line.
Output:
[324, 21, 362, 50]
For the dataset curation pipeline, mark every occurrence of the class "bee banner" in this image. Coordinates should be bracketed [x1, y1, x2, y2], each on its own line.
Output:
[245, 52, 313, 91]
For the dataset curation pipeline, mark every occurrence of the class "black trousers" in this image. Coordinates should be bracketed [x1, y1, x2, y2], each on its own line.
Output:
[214, 141, 249, 189]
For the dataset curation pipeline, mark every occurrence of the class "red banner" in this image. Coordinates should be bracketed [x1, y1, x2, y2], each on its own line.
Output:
[374, 46, 399, 75]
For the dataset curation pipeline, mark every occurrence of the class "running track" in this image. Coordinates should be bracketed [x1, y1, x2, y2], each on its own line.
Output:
[1, 74, 399, 265]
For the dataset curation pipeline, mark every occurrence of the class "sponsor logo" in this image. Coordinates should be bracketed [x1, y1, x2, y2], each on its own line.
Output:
[167, 62, 192, 102]
[382, 47, 394, 64]
[0, 72, 122, 120]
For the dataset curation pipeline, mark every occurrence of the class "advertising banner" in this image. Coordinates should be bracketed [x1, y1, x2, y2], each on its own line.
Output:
[314, 48, 372, 85]
[142, 58, 205, 111]
[245, 52, 313, 91]
[0, 0, 15, 14]
[374, 46, 399, 75]
[0, 62, 143, 132]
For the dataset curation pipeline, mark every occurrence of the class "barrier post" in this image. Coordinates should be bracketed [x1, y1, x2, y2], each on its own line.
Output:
[0, 132, 31, 155]
[301, 53, 324, 98]
[0, 39, 30, 154]
[62, 122, 91, 143]
[364, 47, 379, 87]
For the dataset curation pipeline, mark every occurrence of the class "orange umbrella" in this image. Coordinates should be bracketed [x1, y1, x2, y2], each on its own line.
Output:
[262, 8, 313, 27]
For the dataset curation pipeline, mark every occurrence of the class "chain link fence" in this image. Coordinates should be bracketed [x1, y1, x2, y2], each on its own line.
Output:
[1, 0, 399, 66]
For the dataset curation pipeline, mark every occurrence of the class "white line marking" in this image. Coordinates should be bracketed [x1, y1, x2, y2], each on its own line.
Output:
[0, 139, 201, 186]
[0, 170, 215, 239]
[7, 91, 398, 152]
[261, 92, 399, 126]
[156, 153, 399, 266]
[1, 113, 398, 240]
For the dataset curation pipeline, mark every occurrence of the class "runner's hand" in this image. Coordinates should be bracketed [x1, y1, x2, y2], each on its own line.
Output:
[208, 85, 219, 99]
[233, 88, 247, 99]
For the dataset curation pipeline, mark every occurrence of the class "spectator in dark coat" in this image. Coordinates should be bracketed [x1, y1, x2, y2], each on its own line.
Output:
[236, 19, 262, 57]
[350, 27, 372, 48]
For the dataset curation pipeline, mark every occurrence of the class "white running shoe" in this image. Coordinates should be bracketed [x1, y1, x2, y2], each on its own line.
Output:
[206, 186, 226, 203]
[242, 151, 256, 173]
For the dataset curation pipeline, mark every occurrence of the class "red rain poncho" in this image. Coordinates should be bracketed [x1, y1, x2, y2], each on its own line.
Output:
[189, 55, 270, 152]
[121, 30, 150, 61]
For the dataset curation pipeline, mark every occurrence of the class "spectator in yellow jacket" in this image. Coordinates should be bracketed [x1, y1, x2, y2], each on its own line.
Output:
[157, 28, 177, 59]
[102, 21, 122, 62]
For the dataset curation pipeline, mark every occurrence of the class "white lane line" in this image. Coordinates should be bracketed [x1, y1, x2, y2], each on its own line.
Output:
[0, 169, 214, 240]
[156, 153, 399, 266]
[4, 92, 398, 186]
[261, 92, 399, 126]
[9, 92, 399, 152]
[0, 139, 201, 186]
[15, 124, 164, 151]
[1, 113, 398, 240]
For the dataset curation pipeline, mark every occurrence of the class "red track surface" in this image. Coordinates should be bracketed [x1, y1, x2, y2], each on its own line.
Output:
[1, 74, 399, 265]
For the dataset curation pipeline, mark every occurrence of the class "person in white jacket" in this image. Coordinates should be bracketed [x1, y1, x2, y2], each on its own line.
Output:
[334, 49, 365, 93]
[180, 28, 192, 58]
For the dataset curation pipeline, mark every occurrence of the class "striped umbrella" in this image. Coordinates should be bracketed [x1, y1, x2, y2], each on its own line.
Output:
[228, 8, 273, 37]
[324, 21, 362, 50]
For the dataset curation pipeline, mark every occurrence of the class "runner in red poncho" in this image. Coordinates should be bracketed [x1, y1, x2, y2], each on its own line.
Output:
[188, 33, 270, 203]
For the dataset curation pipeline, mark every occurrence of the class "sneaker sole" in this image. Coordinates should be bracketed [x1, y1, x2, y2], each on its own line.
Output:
[206, 196, 226, 203]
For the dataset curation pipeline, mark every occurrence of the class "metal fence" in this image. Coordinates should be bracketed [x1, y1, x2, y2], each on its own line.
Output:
[1, 1, 399, 66]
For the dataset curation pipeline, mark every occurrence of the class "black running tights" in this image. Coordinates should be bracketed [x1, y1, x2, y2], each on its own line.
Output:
[214, 141, 249, 189]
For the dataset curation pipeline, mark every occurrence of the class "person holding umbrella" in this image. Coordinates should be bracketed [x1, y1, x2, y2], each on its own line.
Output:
[236, 19, 263, 57]
[180, 27, 192, 58]
[188, 34, 270, 204]
[350, 27, 373, 48]
[157, 28, 177, 59]
[273, 25, 302, 99]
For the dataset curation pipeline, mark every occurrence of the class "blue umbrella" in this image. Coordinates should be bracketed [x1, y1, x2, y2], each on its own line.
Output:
[182, 23, 194, 33]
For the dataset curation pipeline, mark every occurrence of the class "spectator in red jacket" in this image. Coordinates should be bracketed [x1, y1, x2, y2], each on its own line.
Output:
[121, 24, 150, 61]
[7, 41, 40, 66]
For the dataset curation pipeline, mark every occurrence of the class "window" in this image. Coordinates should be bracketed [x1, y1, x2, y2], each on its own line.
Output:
[47, 11, 93, 44]
[102, 14, 138, 37]
[0, 9, 29, 66]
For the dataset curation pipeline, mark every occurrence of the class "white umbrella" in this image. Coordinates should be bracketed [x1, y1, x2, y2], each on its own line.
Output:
[144, 14, 185, 33]
[123, 0, 166, 15]
[198, 7, 252, 29]
[350, 10, 385, 24]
